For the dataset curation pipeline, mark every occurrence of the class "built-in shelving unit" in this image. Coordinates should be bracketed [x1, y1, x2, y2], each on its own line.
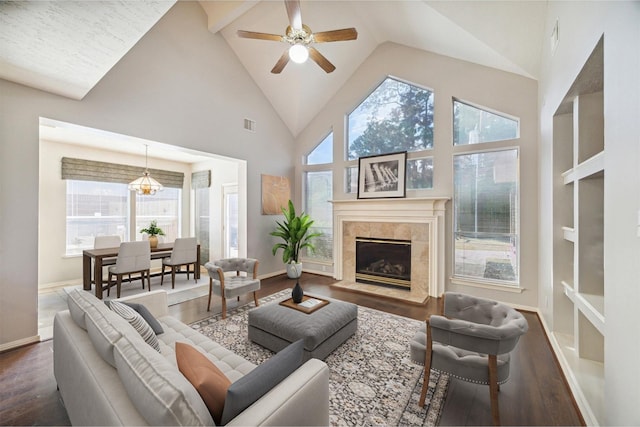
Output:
[552, 37, 604, 425]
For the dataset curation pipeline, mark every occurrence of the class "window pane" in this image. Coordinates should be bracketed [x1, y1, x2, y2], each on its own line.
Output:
[345, 166, 358, 193]
[66, 180, 128, 255]
[194, 186, 210, 264]
[407, 157, 433, 190]
[453, 149, 518, 283]
[453, 100, 518, 146]
[348, 77, 434, 160]
[136, 188, 181, 243]
[306, 132, 333, 165]
[304, 171, 333, 261]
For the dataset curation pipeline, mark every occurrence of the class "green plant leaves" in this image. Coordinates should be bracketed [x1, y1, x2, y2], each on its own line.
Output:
[270, 199, 322, 263]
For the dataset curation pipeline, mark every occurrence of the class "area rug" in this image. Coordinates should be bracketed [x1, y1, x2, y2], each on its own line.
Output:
[190, 290, 449, 426]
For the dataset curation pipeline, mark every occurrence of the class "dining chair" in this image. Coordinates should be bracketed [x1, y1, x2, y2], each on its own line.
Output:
[204, 258, 260, 319]
[107, 241, 151, 298]
[160, 237, 198, 289]
[410, 292, 529, 426]
[92, 235, 121, 285]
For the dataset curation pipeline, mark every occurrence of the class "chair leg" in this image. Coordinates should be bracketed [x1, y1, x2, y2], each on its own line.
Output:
[147, 270, 151, 292]
[186, 264, 190, 280]
[419, 321, 433, 407]
[107, 273, 112, 297]
[221, 296, 227, 319]
[193, 263, 197, 283]
[207, 277, 213, 311]
[488, 354, 501, 426]
[253, 291, 259, 307]
[160, 265, 166, 287]
[171, 267, 176, 289]
[116, 275, 122, 299]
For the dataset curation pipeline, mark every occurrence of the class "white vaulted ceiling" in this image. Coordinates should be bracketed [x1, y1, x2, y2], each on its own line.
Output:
[0, 0, 547, 136]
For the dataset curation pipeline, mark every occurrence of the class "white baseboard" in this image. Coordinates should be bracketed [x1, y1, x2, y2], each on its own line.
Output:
[0, 335, 41, 353]
[534, 309, 597, 426]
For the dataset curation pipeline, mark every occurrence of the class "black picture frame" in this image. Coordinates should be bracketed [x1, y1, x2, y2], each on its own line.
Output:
[357, 152, 407, 199]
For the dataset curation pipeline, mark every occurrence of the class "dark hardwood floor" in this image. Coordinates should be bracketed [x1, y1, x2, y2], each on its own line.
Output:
[1, 273, 584, 426]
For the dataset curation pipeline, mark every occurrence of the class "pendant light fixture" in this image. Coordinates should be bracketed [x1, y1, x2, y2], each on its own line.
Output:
[128, 144, 163, 195]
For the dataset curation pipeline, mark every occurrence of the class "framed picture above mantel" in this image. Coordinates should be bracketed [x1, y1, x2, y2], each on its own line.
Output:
[357, 152, 407, 199]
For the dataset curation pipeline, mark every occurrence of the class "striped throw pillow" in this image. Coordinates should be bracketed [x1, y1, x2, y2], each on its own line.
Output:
[110, 300, 160, 351]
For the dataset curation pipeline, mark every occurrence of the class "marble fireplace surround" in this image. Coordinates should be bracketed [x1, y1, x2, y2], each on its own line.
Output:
[331, 198, 449, 303]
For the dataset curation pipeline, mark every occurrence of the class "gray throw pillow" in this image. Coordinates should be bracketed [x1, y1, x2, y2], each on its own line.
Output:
[220, 339, 304, 425]
[121, 302, 164, 335]
[104, 300, 164, 335]
[109, 301, 160, 352]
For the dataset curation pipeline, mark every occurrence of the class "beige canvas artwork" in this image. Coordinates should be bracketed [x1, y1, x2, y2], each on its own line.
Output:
[261, 174, 290, 215]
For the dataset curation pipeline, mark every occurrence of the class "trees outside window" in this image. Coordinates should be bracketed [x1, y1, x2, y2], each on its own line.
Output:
[348, 77, 434, 160]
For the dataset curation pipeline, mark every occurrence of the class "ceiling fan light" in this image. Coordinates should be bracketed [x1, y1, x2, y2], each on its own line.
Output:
[289, 44, 309, 64]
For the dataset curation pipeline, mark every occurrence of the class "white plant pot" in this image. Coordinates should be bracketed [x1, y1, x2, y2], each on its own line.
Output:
[286, 262, 303, 279]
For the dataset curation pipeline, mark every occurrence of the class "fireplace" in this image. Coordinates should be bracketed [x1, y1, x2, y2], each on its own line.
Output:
[355, 237, 411, 289]
[331, 197, 449, 301]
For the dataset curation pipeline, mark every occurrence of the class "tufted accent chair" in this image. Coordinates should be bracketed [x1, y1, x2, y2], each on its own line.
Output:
[410, 292, 528, 426]
[204, 258, 260, 319]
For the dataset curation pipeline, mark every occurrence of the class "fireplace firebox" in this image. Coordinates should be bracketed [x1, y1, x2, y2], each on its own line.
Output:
[355, 237, 411, 289]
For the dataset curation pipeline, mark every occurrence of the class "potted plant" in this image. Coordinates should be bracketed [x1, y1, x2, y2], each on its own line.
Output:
[140, 220, 165, 248]
[270, 200, 322, 279]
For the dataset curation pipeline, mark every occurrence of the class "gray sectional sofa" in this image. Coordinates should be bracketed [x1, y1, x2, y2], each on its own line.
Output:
[53, 289, 330, 426]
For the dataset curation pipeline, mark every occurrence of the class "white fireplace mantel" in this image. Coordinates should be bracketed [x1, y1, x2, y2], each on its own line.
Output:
[331, 197, 450, 298]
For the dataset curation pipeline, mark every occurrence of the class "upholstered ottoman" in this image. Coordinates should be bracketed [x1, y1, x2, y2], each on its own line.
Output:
[248, 295, 358, 361]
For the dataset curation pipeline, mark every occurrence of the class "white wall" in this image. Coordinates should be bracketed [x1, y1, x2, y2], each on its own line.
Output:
[295, 42, 539, 308]
[0, 1, 294, 348]
[537, 2, 640, 424]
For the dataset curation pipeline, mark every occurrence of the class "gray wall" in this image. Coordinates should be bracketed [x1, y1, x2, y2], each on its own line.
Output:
[0, 2, 294, 347]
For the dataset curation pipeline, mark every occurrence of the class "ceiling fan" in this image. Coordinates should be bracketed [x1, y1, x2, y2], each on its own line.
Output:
[237, 0, 357, 74]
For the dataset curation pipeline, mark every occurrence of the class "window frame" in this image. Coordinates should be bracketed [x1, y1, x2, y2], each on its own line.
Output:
[451, 146, 521, 288]
[65, 179, 182, 256]
[345, 75, 435, 162]
[452, 98, 521, 146]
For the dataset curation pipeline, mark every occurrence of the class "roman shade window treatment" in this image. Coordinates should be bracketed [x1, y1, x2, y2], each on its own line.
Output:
[61, 157, 184, 189]
[191, 170, 211, 189]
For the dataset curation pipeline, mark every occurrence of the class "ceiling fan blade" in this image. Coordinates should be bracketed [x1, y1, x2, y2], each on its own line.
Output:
[271, 50, 290, 74]
[237, 30, 283, 42]
[308, 47, 336, 73]
[313, 28, 358, 43]
[285, 0, 302, 30]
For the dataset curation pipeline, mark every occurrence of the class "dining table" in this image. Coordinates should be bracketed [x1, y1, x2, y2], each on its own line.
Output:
[82, 242, 201, 299]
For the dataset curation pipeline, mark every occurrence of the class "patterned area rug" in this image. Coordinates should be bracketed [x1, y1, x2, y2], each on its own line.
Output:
[190, 290, 449, 426]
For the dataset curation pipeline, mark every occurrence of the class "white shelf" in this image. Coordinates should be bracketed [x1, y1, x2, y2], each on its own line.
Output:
[562, 280, 575, 302]
[575, 151, 605, 180]
[552, 332, 604, 426]
[576, 292, 605, 335]
[562, 227, 575, 242]
[562, 168, 576, 184]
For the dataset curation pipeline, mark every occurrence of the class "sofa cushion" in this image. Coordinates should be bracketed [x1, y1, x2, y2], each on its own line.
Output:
[114, 334, 214, 426]
[220, 339, 304, 425]
[84, 304, 125, 368]
[176, 342, 231, 425]
[66, 289, 112, 330]
[110, 301, 160, 351]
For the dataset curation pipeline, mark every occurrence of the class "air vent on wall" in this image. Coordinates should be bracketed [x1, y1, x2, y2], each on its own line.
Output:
[244, 118, 256, 132]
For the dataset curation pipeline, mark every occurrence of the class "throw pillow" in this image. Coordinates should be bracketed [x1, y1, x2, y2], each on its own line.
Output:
[109, 300, 160, 351]
[220, 339, 304, 425]
[122, 302, 164, 335]
[104, 300, 164, 335]
[176, 342, 231, 425]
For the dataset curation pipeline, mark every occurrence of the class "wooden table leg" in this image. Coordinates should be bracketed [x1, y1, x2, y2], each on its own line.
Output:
[83, 253, 91, 291]
[95, 257, 104, 299]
